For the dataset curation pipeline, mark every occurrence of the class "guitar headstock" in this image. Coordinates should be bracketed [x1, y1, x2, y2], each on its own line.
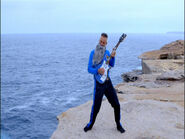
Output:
[119, 33, 127, 43]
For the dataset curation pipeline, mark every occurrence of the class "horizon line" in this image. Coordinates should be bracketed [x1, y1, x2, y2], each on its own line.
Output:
[1, 32, 184, 35]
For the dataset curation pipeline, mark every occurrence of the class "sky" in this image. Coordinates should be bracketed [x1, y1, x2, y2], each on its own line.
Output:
[1, 0, 184, 34]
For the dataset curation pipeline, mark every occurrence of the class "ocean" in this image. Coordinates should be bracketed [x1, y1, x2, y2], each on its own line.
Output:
[1, 33, 184, 139]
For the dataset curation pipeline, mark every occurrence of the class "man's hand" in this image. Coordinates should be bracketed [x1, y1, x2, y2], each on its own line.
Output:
[98, 68, 105, 75]
[111, 51, 116, 57]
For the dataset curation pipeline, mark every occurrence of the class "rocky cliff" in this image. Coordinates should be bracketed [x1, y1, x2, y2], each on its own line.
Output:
[50, 40, 184, 139]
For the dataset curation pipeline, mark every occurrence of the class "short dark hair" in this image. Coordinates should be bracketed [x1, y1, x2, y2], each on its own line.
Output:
[101, 33, 108, 38]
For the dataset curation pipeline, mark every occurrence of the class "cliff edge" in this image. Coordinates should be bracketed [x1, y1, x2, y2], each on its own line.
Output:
[50, 40, 184, 139]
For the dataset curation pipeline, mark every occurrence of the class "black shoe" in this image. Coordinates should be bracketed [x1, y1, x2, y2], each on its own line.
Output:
[117, 125, 125, 133]
[84, 124, 92, 132]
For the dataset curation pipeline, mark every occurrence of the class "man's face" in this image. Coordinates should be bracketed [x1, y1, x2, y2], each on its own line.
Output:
[99, 36, 107, 47]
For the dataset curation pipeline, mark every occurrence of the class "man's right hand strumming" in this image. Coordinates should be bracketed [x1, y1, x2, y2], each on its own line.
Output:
[98, 68, 105, 75]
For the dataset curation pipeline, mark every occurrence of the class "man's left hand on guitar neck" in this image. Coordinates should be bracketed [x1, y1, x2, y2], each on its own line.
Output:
[111, 51, 116, 57]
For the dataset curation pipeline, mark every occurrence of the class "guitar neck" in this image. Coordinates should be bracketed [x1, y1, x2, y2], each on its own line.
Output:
[107, 33, 126, 63]
[109, 41, 121, 60]
[114, 41, 121, 51]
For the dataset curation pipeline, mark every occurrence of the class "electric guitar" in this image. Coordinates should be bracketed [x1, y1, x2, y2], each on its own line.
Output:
[95, 33, 127, 84]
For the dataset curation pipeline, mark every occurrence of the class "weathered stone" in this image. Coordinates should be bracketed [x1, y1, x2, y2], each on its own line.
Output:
[156, 70, 184, 81]
[50, 100, 184, 139]
[141, 59, 184, 74]
[115, 88, 124, 94]
[175, 123, 184, 129]
[160, 40, 184, 51]
[121, 69, 142, 82]
[138, 40, 184, 60]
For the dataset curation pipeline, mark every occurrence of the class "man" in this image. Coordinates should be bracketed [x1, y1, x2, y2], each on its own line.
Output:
[84, 33, 125, 133]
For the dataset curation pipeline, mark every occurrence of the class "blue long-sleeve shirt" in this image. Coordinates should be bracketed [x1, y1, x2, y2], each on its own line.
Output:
[88, 49, 115, 78]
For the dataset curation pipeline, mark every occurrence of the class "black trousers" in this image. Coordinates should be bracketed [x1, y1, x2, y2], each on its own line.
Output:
[87, 77, 121, 128]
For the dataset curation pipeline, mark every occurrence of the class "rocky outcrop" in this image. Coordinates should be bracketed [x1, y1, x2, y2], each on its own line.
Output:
[51, 40, 184, 139]
[156, 70, 184, 81]
[121, 69, 142, 82]
[138, 40, 184, 60]
[141, 59, 184, 74]
[138, 40, 184, 74]
[51, 99, 184, 139]
[51, 78, 184, 139]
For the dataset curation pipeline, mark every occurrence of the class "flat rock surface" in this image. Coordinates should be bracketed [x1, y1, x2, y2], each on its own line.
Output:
[50, 81, 184, 139]
[50, 99, 184, 139]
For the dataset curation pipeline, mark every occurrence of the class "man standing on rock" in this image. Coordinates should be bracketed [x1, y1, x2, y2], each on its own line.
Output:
[84, 33, 125, 133]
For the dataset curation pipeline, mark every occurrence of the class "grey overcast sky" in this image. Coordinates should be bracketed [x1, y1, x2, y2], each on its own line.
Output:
[1, 0, 184, 34]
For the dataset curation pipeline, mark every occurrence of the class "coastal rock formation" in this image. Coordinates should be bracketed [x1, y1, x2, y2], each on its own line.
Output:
[141, 59, 184, 74]
[51, 99, 184, 139]
[121, 69, 142, 82]
[138, 40, 184, 60]
[156, 70, 184, 81]
[51, 40, 184, 139]
[115, 81, 184, 107]
[138, 40, 184, 74]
